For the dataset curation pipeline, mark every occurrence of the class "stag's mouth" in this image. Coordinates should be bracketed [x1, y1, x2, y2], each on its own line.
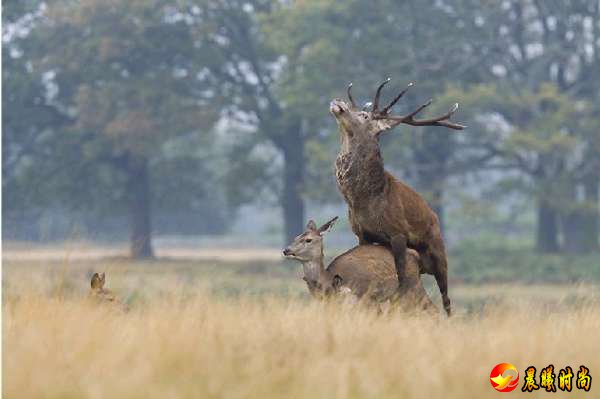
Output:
[329, 99, 347, 116]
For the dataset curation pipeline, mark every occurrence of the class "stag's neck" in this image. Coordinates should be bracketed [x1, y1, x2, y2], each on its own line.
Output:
[335, 138, 386, 206]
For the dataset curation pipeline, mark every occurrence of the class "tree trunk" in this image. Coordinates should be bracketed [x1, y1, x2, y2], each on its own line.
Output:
[278, 122, 305, 245]
[127, 156, 154, 259]
[584, 176, 600, 251]
[536, 196, 560, 253]
[564, 178, 599, 253]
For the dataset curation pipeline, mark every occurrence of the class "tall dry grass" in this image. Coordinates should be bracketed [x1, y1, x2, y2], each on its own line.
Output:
[3, 257, 600, 398]
[4, 291, 600, 398]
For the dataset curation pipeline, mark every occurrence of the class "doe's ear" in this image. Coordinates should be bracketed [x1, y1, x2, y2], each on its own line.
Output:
[318, 216, 338, 234]
[306, 220, 318, 231]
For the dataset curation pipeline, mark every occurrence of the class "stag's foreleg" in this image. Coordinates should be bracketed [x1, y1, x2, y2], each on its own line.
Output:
[349, 210, 370, 245]
[390, 233, 419, 295]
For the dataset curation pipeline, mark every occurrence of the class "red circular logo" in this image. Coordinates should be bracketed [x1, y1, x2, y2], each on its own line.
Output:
[490, 363, 519, 392]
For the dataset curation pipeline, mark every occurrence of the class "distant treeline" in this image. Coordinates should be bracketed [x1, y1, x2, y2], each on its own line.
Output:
[3, 0, 599, 257]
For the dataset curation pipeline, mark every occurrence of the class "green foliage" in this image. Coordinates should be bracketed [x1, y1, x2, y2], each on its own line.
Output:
[450, 240, 600, 284]
[3, 0, 600, 252]
[4, 0, 229, 241]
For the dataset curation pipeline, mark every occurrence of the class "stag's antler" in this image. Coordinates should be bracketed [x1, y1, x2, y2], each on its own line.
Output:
[347, 83, 357, 108]
[371, 79, 465, 130]
[372, 77, 391, 112]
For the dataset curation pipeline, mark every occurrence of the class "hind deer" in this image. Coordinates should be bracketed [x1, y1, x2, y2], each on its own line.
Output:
[330, 79, 464, 316]
[283, 217, 437, 312]
[89, 272, 127, 310]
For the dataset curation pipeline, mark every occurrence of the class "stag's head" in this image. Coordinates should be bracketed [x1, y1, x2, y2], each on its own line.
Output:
[330, 79, 465, 150]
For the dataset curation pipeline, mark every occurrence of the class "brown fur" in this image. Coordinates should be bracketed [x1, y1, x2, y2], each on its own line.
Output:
[89, 272, 127, 310]
[328, 246, 436, 312]
[330, 91, 454, 315]
[283, 218, 437, 313]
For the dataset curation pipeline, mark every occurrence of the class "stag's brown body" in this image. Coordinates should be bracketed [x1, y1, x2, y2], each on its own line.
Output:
[335, 140, 445, 295]
[330, 79, 464, 315]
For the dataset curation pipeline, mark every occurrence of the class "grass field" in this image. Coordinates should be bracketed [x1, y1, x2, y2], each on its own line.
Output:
[3, 249, 600, 398]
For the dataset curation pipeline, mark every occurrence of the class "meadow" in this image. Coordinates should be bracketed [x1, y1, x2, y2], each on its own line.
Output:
[3, 245, 600, 399]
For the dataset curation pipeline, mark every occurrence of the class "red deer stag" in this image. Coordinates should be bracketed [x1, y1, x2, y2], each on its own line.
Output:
[330, 79, 464, 315]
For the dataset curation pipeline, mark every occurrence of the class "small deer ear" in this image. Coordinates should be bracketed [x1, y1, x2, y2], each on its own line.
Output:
[91, 273, 101, 289]
[306, 220, 317, 231]
[332, 275, 343, 289]
[318, 216, 338, 234]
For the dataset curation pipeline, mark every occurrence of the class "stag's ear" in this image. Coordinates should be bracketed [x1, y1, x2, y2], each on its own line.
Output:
[318, 216, 338, 234]
[306, 220, 318, 231]
[370, 119, 395, 138]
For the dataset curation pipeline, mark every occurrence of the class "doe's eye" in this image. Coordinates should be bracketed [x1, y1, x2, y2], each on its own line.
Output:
[305, 238, 312, 243]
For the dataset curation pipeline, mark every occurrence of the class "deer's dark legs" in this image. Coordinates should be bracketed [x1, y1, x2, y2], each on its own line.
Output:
[426, 243, 451, 316]
[390, 233, 418, 294]
[434, 267, 451, 316]
[349, 210, 370, 245]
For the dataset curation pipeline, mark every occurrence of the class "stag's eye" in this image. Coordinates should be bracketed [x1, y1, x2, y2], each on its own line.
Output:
[304, 238, 312, 243]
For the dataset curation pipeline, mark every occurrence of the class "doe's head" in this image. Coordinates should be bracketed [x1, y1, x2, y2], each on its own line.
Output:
[283, 216, 338, 262]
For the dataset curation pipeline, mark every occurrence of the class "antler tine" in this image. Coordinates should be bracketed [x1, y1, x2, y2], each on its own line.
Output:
[377, 102, 465, 130]
[405, 98, 433, 119]
[347, 83, 357, 108]
[381, 82, 414, 115]
[372, 77, 391, 113]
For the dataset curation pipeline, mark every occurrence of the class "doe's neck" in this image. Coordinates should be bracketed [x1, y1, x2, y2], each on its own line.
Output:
[300, 249, 332, 288]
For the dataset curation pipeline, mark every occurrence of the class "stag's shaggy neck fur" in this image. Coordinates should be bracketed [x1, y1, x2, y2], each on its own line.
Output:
[335, 135, 386, 208]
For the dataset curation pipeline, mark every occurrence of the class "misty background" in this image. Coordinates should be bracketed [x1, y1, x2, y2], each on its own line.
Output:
[3, 0, 599, 270]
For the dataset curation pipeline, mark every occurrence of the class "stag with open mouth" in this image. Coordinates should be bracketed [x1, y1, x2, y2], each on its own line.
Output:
[330, 78, 464, 316]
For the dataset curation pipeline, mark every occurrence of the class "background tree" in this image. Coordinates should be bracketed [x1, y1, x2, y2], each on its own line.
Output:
[186, 0, 318, 244]
[3, 0, 599, 255]
[265, 0, 599, 252]
[6, 0, 222, 257]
